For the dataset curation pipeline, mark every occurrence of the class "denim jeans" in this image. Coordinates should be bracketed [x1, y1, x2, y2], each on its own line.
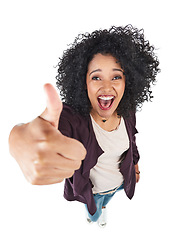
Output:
[86, 183, 124, 222]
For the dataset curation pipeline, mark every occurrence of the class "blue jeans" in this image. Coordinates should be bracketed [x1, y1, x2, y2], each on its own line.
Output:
[86, 184, 124, 222]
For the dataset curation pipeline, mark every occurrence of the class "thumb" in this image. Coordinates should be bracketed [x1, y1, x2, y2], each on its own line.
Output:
[40, 83, 63, 128]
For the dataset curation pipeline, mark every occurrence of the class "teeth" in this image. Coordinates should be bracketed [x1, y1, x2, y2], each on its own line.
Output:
[98, 96, 114, 100]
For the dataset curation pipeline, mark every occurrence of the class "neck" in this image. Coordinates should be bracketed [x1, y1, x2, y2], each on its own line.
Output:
[90, 112, 121, 132]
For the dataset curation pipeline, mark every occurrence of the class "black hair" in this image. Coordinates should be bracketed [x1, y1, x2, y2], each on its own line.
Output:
[56, 25, 160, 118]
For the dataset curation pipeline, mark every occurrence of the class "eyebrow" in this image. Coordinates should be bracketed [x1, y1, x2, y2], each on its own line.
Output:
[89, 68, 124, 76]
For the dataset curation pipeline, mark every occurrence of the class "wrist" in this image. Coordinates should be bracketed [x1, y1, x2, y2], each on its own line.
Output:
[134, 164, 140, 174]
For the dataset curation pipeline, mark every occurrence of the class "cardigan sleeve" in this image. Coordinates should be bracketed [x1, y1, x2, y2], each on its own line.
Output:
[131, 113, 140, 165]
[132, 134, 140, 165]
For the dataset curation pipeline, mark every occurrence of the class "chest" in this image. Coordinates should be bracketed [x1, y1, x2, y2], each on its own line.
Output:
[91, 116, 130, 159]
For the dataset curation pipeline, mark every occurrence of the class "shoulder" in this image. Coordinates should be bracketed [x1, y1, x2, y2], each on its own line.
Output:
[60, 103, 88, 125]
[124, 111, 137, 124]
[124, 111, 138, 135]
[60, 103, 75, 120]
[59, 103, 90, 137]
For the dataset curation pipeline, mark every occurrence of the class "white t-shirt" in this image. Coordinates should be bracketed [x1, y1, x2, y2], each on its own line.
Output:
[90, 116, 129, 194]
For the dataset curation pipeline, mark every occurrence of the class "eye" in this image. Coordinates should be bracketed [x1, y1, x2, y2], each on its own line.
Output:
[92, 76, 101, 81]
[113, 75, 122, 80]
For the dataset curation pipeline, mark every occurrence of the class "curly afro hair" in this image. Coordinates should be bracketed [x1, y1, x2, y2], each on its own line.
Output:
[56, 25, 160, 118]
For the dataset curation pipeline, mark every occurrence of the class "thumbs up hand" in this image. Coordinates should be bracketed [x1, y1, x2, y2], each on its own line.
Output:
[9, 84, 87, 185]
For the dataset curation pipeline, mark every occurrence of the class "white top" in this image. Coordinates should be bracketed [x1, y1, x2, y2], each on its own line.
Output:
[90, 116, 129, 194]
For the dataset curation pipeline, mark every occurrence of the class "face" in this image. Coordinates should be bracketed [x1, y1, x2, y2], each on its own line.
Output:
[86, 53, 125, 120]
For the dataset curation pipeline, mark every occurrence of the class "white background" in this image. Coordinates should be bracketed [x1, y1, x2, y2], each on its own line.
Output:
[0, 0, 170, 239]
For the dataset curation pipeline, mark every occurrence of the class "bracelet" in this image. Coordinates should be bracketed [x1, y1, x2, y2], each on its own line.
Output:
[136, 171, 140, 175]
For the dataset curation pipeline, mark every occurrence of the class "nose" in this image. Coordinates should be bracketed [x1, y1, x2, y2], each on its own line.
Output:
[101, 80, 114, 93]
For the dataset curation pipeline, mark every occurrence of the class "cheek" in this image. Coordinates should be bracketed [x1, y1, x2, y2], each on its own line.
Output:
[116, 82, 125, 98]
[86, 82, 97, 100]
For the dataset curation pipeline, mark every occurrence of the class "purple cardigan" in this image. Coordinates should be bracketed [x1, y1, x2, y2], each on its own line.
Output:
[59, 104, 140, 215]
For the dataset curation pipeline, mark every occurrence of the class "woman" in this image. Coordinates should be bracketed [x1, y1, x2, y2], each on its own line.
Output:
[9, 25, 160, 227]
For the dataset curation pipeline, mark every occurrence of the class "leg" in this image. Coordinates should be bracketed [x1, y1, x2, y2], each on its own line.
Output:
[98, 185, 124, 227]
[103, 184, 124, 207]
[95, 193, 114, 228]
[102, 192, 116, 207]
[86, 194, 105, 222]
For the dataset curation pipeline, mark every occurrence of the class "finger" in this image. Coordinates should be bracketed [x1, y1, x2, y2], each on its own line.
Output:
[35, 151, 82, 171]
[33, 160, 75, 181]
[40, 83, 63, 128]
[52, 133, 87, 161]
[36, 130, 87, 161]
[31, 177, 64, 185]
[34, 165, 75, 179]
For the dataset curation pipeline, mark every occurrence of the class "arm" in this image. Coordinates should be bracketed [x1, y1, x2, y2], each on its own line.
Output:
[131, 113, 140, 183]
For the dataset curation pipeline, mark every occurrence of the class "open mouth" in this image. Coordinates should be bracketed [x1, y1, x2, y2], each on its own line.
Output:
[97, 95, 115, 110]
